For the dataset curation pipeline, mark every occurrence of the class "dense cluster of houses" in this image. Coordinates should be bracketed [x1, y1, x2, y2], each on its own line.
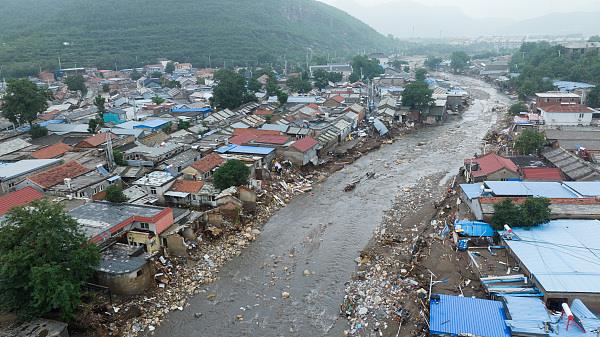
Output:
[1, 55, 468, 297]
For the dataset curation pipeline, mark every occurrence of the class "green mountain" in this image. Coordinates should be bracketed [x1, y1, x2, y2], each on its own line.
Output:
[0, 0, 392, 77]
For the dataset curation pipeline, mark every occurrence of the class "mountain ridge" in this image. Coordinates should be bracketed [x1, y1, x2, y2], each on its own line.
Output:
[0, 0, 393, 77]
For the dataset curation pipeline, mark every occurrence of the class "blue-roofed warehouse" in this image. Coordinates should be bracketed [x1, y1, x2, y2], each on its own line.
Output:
[502, 219, 600, 313]
[430, 294, 511, 337]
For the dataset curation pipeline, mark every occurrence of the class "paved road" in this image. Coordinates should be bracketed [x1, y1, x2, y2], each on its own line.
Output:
[150, 75, 509, 337]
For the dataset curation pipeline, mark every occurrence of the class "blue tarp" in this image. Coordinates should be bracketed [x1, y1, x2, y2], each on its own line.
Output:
[430, 294, 511, 337]
[216, 144, 274, 156]
[171, 107, 212, 114]
[455, 220, 495, 237]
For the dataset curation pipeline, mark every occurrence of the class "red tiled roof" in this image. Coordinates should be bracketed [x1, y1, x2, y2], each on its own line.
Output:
[191, 153, 225, 174]
[291, 136, 318, 152]
[464, 153, 519, 177]
[232, 128, 281, 137]
[76, 132, 117, 148]
[0, 187, 44, 216]
[253, 135, 289, 145]
[28, 161, 91, 189]
[521, 167, 564, 181]
[229, 133, 256, 146]
[307, 103, 320, 111]
[541, 104, 595, 113]
[255, 109, 274, 116]
[31, 143, 72, 159]
[329, 95, 345, 103]
[170, 180, 204, 194]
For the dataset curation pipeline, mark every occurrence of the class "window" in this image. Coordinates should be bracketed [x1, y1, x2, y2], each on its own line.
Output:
[139, 222, 150, 229]
[150, 187, 157, 195]
[579, 113, 585, 118]
[78, 192, 85, 198]
[136, 269, 144, 277]
[8, 182, 15, 188]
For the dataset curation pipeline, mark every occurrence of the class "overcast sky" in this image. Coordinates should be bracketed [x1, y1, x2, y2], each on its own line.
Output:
[320, 0, 600, 20]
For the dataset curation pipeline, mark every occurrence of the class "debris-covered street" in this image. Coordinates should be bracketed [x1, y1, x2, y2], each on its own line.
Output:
[141, 74, 509, 337]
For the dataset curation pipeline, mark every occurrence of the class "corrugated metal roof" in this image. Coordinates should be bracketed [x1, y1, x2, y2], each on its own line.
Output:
[484, 181, 579, 198]
[430, 294, 511, 337]
[505, 220, 600, 294]
[563, 182, 600, 197]
[460, 183, 484, 200]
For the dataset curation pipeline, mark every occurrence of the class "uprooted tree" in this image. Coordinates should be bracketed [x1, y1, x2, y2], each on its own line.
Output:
[0, 200, 100, 320]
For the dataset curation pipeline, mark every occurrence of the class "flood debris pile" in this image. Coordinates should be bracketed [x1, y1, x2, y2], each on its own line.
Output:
[341, 175, 478, 337]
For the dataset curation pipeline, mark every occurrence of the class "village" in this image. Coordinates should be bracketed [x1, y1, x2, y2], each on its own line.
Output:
[0, 41, 600, 337]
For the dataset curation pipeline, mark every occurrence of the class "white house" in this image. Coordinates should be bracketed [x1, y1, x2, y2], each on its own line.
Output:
[539, 103, 595, 126]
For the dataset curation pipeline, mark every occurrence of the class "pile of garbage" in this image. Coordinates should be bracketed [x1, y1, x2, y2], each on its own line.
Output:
[341, 176, 453, 337]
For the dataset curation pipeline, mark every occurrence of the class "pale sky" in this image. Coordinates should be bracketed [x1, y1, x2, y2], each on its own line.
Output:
[320, 0, 600, 20]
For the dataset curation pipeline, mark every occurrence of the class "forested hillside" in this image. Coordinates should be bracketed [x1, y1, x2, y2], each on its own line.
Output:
[510, 42, 600, 105]
[0, 0, 393, 77]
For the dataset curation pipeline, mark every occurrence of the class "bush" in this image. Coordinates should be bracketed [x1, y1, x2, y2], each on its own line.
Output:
[213, 159, 250, 190]
[492, 197, 551, 229]
[105, 185, 127, 203]
[509, 102, 529, 115]
[29, 125, 48, 138]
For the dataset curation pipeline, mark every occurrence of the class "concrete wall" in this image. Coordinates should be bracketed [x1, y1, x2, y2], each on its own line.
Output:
[543, 111, 593, 126]
[96, 263, 155, 296]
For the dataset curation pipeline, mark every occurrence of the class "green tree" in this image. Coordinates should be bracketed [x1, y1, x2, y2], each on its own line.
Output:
[509, 102, 529, 115]
[29, 125, 48, 138]
[492, 199, 523, 229]
[403, 66, 410, 73]
[276, 89, 288, 106]
[93, 95, 106, 114]
[178, 119, 190, 130]
[152, 95, 166, 105]
[247, 77, 262, 92]
[450, 51, 470, 73]
[102, 83, 110, 93]
[402, 82, 434, 110]
[424, 57, 442, 70]
[0, 200, 100, 320]
[165, 62, 175, 74]
[105, 185, 128, 203]
[64, 75, 87, 95]
[287, 76, 311, 93]
[213, 159, 250, 190]
[130, 69, 142, 80]
[2, 79, 49, 126]
[88, 118, 99, 134]
[415, 68, 427, 81]
[266, 76, 278, 96]
[313, 69, 331, 89]
[514, 129, 545, 155]
[213, 69, 256, 109]
[150, 71, 163, 79]
[589, 35, 600, 42]
[113, 150, 126, 166]
[587, 87, 600, 108]
[351, 54, 383, 80]
[348, 72, 360, 83]
[389, 59, 408, 70]
[520, 197, 551, 227]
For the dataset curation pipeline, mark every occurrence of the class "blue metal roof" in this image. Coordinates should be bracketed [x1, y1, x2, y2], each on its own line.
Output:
[430, 294, 511, 337]
[484, 181, 578, 198]
[373, 118, 389, 136]
[553, 80, 596, 92]
[216, 144, 274, 155]
[563, 181, 600, 197]
[171, 107, 212, 114]
[460, 183, 483, 200]
[455, 220, 495, 237]
[134, 119, 169, 129]
[504, 220, 600, 294]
